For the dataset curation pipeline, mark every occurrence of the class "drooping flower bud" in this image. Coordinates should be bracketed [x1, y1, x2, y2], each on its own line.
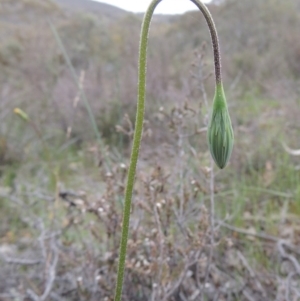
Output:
[207, 85, 234, 169]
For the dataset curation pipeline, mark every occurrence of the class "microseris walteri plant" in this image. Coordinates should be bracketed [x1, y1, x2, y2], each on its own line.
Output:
[207, 84, 234, 169]
[114, 1, 233, 300]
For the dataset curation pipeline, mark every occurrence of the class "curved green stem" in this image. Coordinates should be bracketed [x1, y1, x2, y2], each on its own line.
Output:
[114, 1, 223, 300]
[189, 0, 222, 85]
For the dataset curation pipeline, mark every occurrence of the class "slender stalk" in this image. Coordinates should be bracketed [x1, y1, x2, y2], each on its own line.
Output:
[190, 0, 222, 85]
[114, 1, 162, 300]
[114, 1, 223, 300]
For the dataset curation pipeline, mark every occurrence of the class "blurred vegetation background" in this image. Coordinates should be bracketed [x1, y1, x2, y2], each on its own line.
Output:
[1, 0, 300, 300]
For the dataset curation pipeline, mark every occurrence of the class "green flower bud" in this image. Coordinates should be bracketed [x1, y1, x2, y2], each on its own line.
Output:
[207, 85, 234, 169]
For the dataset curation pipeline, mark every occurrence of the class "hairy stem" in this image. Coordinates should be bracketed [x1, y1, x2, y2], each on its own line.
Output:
[190, 0, 222, 84]
[114, 1, 162, 300]
[114, 1, 222, 300]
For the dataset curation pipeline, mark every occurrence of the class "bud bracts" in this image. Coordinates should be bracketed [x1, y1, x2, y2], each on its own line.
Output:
[207, 85, 234, 169]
